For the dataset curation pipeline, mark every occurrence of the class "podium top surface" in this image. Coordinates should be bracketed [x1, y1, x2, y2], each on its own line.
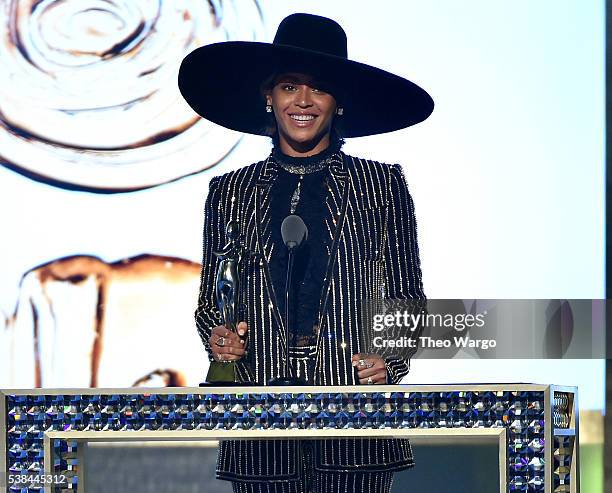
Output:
[0, 383, 577, 396]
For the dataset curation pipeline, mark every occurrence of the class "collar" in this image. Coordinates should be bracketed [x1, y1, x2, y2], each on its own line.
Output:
[270, 140, 343, 175]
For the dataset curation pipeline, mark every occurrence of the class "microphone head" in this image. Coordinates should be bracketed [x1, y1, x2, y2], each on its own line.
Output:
[281, 215, 308, 249]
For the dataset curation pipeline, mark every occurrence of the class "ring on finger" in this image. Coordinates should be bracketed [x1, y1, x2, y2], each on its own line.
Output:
[358, 359, 366, 367]
[367, 376, 374, 384]
[365, 361, 374, 369]
[215, 336, 225, 347]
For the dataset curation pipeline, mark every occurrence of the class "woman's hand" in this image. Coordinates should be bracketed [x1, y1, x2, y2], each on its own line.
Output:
[209, 322, 248, 362]
[352, 353, 388, 384]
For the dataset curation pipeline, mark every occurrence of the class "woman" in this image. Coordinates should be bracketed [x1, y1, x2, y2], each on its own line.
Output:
[179, 12, 433, 493]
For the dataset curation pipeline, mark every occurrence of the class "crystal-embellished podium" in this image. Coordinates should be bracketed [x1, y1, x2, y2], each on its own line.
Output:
[1, 384, 578, 492]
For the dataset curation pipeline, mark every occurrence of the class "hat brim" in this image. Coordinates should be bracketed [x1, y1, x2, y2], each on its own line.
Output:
[178, 41, 434, 138]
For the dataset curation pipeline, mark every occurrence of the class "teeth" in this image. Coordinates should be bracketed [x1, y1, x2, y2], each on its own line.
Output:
[290, 114, 315, 121]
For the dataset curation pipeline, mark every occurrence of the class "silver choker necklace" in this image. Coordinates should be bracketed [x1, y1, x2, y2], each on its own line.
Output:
[275, 155, 336, 175]
[270, 147, 342, 214]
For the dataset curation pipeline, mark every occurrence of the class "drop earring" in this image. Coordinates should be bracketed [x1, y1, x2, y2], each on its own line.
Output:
[266, 100, 272, 113]
[336, 107, 344, 116]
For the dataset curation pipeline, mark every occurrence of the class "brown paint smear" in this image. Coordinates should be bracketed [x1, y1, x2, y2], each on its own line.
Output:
[7, 254, 201, 388]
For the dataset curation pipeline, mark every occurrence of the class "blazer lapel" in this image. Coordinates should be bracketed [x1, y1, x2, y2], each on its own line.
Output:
[316, 153, 350, 347]
[254, 157, 288, 345]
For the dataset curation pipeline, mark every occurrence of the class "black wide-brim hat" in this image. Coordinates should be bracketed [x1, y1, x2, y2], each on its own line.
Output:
[178, 13, 434, 138]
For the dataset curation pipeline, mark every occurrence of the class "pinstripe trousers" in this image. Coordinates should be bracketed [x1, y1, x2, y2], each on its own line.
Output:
[230, 347, 395, 493]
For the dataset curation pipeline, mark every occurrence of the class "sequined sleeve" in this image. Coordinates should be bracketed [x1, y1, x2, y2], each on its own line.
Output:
[195, 176, 224, 361]
[383, 164, 426, 383]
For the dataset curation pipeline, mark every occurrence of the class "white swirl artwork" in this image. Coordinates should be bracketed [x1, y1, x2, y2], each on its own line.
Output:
[0, 0, 264, 192]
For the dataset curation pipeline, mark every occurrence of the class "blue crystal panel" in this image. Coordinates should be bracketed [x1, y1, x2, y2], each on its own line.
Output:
[4, 391, 550, 492]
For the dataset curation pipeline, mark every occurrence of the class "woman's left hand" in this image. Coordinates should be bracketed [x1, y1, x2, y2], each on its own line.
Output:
[352, 353, 387, 384]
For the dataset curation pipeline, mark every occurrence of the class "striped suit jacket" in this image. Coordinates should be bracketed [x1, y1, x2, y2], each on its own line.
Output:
[195, 151, 425, 481]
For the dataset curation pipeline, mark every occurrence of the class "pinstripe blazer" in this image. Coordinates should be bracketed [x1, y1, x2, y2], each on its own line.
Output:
[195, 151, 425, 481]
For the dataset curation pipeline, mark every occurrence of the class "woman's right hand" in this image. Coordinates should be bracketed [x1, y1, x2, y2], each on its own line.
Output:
[209, 322, 248, 362]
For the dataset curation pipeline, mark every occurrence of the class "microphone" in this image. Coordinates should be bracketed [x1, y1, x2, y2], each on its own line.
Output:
[268, 215, 309, 386]
[281, 215, 308, 249]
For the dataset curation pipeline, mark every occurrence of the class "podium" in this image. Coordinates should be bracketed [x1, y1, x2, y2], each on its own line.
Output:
[1, 384, 579, 492]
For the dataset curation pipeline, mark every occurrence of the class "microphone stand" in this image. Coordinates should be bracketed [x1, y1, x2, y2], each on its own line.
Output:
[268, 244, 307, 386]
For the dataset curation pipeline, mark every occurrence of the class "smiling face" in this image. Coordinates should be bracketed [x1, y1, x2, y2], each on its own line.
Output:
[266, 72, 337, 157]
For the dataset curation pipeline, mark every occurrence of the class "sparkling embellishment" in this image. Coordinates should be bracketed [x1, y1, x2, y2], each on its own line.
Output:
[290, 176, 303, 214]
[3, 389, 564, 492]
[275, 155, 335, 175]
[272, 147, 341, 214]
